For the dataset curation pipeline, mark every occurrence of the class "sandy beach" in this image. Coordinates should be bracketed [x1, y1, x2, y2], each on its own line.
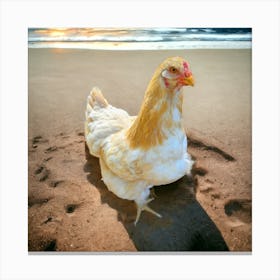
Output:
[28, 48, 251, 251]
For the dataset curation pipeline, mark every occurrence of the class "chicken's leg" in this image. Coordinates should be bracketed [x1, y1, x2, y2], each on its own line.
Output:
[134, 198, 162, 225]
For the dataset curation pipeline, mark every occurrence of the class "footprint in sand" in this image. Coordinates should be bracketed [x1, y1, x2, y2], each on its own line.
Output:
[31, 135, 48, 148]
[224, 199, 252, 224]
[199, 186, 214, 193]
[192, 165, 208, 177]
[197, 178, 222, 205]
[45, 146, 58, 153]
[65, 204, 79, 214]
[28, 197, 50, 208]
[77, 131, 84, 136]
[44, 240, 57, 251]
[189, 138, 235, 203]
[32, 135, 43, 144]
[198, 177, 214, 192]
[34, 165, 49, 182]
[44, 157, 53, 162]
[49, 180, 64, 188]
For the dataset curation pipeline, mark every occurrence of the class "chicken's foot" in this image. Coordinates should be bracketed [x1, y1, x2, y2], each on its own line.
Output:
[134, 198, 162, 225]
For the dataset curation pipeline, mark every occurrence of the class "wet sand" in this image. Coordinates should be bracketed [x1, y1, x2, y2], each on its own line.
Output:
[28, 48, 251, 251]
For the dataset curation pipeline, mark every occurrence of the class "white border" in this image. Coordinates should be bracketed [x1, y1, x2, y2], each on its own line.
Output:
[1, 1, 279, 280]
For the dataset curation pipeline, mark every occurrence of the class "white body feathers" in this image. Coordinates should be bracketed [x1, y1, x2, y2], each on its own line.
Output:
[85, 88, 193, 202]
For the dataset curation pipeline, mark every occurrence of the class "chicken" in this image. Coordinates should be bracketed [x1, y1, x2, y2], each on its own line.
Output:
[85, 56, 195, 225]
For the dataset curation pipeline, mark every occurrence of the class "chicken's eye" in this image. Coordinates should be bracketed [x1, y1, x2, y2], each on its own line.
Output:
[169, 67, 178, 74]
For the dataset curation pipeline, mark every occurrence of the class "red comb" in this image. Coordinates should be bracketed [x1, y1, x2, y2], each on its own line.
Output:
[183, 61, 192, 77]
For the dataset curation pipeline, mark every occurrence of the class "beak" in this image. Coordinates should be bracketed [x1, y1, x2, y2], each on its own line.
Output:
[182, 75, 195, 87]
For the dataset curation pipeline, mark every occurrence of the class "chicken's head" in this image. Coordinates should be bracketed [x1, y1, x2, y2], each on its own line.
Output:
[159, 57, 194, 91]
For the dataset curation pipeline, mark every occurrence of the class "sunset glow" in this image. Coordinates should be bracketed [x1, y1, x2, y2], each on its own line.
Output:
[28, 28, 252, 50]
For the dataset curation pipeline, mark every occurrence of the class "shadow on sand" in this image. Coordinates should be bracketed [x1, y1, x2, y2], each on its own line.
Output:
[84, 145, 228, 252]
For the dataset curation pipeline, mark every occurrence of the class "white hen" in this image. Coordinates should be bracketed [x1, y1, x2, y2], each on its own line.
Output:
[85, 56, 195, 224]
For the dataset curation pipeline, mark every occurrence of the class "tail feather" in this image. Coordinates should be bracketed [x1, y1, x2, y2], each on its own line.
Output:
[87, 87, 108, 111]
[85, 86, 132, 157]
[85, 87, 109, 156]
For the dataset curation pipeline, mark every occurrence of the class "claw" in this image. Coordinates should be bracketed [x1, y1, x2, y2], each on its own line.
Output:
[146, 197, 154, 203]
[134, 201, 162, 226]
[144, 205, 162, 218]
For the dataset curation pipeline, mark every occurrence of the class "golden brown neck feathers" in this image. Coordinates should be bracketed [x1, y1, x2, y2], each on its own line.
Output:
[126, 68, 183, 150]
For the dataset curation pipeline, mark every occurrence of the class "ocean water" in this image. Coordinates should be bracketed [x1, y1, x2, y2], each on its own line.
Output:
[28, 28, 252, 50]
